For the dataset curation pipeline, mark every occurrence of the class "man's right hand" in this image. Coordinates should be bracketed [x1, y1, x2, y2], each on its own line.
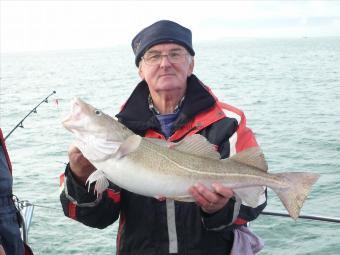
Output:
[68, 144, 96, 185]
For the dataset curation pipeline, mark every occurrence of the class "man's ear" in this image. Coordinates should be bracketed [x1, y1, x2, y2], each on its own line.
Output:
[138, 63, 145, 79]
[188, 57, 195, 76]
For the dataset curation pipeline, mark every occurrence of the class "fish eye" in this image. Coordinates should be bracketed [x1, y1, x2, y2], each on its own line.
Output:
[95, 109, 102, 116]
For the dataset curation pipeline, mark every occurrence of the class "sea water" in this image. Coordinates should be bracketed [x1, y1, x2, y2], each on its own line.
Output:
[1, 37, 339, 254]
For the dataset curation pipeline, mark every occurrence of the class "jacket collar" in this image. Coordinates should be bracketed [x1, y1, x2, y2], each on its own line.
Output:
[116, 74, 216, 136]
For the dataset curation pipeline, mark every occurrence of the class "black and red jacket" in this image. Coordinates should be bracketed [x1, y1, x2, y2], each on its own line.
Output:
[60, 75, 267, 255]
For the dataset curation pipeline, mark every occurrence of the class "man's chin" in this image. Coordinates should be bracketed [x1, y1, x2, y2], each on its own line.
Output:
[156, 84, 184, 92]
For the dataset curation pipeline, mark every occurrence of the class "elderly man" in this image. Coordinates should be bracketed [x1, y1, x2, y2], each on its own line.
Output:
[60, 20, 266, 254]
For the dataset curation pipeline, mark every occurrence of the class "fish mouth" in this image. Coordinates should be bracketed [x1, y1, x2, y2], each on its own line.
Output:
[62, 97, 85, 131]
[61, 112, 73, 129]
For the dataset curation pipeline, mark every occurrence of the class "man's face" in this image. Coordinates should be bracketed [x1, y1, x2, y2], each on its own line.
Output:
[138, 43, 194, 96]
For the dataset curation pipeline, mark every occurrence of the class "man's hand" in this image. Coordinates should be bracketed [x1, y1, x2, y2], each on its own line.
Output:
[188, 182, 234, 214]
[68, 144, 96, 185]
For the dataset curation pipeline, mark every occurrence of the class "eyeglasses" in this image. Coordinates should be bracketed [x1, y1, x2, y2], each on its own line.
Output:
[142, 50, 189, 66]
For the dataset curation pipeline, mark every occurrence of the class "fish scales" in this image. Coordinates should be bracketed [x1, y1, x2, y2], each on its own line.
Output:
[128, 139, 285, 189]
[130, 125, 292, 192]
[62, 98, 320, 219]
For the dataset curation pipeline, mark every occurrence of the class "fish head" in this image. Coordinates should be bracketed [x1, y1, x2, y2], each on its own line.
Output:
[62, 98, 132, 160]
[62, 97, 111, 138]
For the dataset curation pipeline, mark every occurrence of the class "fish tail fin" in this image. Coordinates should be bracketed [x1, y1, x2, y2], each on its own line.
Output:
[272, 172, 320, 220]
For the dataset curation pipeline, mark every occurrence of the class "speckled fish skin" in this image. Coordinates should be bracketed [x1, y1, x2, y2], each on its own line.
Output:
[62, 98, 320, 220]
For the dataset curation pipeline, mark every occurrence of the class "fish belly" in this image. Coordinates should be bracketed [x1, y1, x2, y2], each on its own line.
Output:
[94, 156, 196, 198]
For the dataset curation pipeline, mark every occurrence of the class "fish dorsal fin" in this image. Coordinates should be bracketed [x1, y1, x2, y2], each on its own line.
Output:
[169, 134, 220, 160]
[144, 137, 167, 147]
[145, 135, 220, 160]
[229, 147, 268, 172]
[116, 134, 142, 159]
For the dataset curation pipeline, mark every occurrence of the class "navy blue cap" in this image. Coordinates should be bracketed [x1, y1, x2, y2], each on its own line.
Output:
[132, 20, 195, 66]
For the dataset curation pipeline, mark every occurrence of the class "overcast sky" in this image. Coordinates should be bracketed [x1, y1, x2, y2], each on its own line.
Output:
[1, 1, 340, 53]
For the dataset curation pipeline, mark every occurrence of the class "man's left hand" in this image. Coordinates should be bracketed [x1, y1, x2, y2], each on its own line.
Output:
[188, 182, 234, 214]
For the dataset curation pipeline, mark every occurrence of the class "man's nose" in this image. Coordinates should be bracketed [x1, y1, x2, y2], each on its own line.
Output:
[159, 55, 172, 68]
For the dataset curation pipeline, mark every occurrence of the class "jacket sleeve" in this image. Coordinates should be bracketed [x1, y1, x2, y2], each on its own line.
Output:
[201, 108, 267, 230]
[59, 164, 121, 229]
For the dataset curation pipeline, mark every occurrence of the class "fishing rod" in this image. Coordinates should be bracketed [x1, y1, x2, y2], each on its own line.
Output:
[261, 210, 340, 223]
[4, 91, 56, 141]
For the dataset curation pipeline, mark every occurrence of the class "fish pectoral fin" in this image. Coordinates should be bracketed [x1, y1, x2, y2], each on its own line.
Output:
[233, 186, 266, 208]
[86, 169, 109, 195]
[167, 195, 195, 202]
[229, 147, 268, 172]
[91, 136, 121, 157]
[116, 134, 142, 158]
[74, 139, 113, 162]
[169, 134, 221, 160]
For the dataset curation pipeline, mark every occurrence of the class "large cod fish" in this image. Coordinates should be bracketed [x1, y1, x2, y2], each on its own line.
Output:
[62, 98, 320, 220]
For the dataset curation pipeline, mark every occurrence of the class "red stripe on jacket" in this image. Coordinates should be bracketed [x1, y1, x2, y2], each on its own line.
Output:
[68, 203, 77, 220]
[0, 128, 13, 174]
[107, 189, 121, 203]
[59, 173, 65, 187]
[116, 213, 126, 254]
[234, 218, 248, 225]
[59, 173, 77, 219]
